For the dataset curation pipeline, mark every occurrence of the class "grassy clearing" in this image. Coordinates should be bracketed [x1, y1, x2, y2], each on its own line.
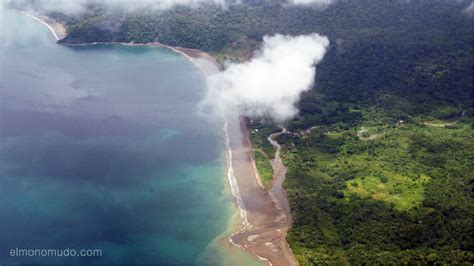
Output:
[247, 119, 279, 187]
[345, 173, 430, 211]
[254, 149, 273, 187]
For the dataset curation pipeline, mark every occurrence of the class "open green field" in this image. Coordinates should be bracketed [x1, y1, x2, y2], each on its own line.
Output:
[253, 148, 274, 187]
[248, 121, 278, 186]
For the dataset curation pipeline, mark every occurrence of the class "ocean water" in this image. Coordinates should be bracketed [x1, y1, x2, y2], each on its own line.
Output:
[0, 9, 257, 265]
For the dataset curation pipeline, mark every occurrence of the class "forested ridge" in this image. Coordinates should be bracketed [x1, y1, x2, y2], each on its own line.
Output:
[11, 0, 474, 264]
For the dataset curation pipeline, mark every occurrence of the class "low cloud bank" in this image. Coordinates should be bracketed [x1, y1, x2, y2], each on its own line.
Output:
[290, 0, 334, 6]
[203, 33, 329, 122]
[464, 1, 474, 15]
[6, 0, 227, 13]
[6, 0, 335, 13]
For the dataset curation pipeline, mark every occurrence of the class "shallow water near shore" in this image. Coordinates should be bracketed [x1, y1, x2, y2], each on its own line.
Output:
[0, 9, 258, 265]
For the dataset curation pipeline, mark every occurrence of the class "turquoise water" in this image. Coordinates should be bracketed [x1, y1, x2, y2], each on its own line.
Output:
[0, 9, 250, 265]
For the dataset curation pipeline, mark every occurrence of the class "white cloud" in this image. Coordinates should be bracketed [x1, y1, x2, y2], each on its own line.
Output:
[289, 0, 335, 6]
[6, 0, 85, 14]
[464, 1, 474, 15]
[203, 33, 329, 122]
[7, 0, 335, 13]
[6, 0, 228, 13]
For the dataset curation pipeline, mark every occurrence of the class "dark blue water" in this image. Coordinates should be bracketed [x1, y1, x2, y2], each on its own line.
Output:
[0, 9, 237, 265]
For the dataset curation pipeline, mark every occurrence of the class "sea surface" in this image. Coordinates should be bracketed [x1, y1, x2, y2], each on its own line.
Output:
[0, 8, 257, 265]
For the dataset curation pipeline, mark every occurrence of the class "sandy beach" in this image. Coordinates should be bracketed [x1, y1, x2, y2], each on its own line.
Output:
[177, 49, 297, 266]
[24, 12, 67, 41]
[26, 13, 297, 266]
[226, 116, 297, 266]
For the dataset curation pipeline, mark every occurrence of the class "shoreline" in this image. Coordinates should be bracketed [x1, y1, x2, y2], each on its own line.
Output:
[26, 12, 297, 266]
[228, 118, 297, 266]
[22, 11, 67, 41]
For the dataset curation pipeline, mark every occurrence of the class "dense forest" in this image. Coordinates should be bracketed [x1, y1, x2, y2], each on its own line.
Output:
[11, 0, 474, 264]
[244, 1, 474, 264]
